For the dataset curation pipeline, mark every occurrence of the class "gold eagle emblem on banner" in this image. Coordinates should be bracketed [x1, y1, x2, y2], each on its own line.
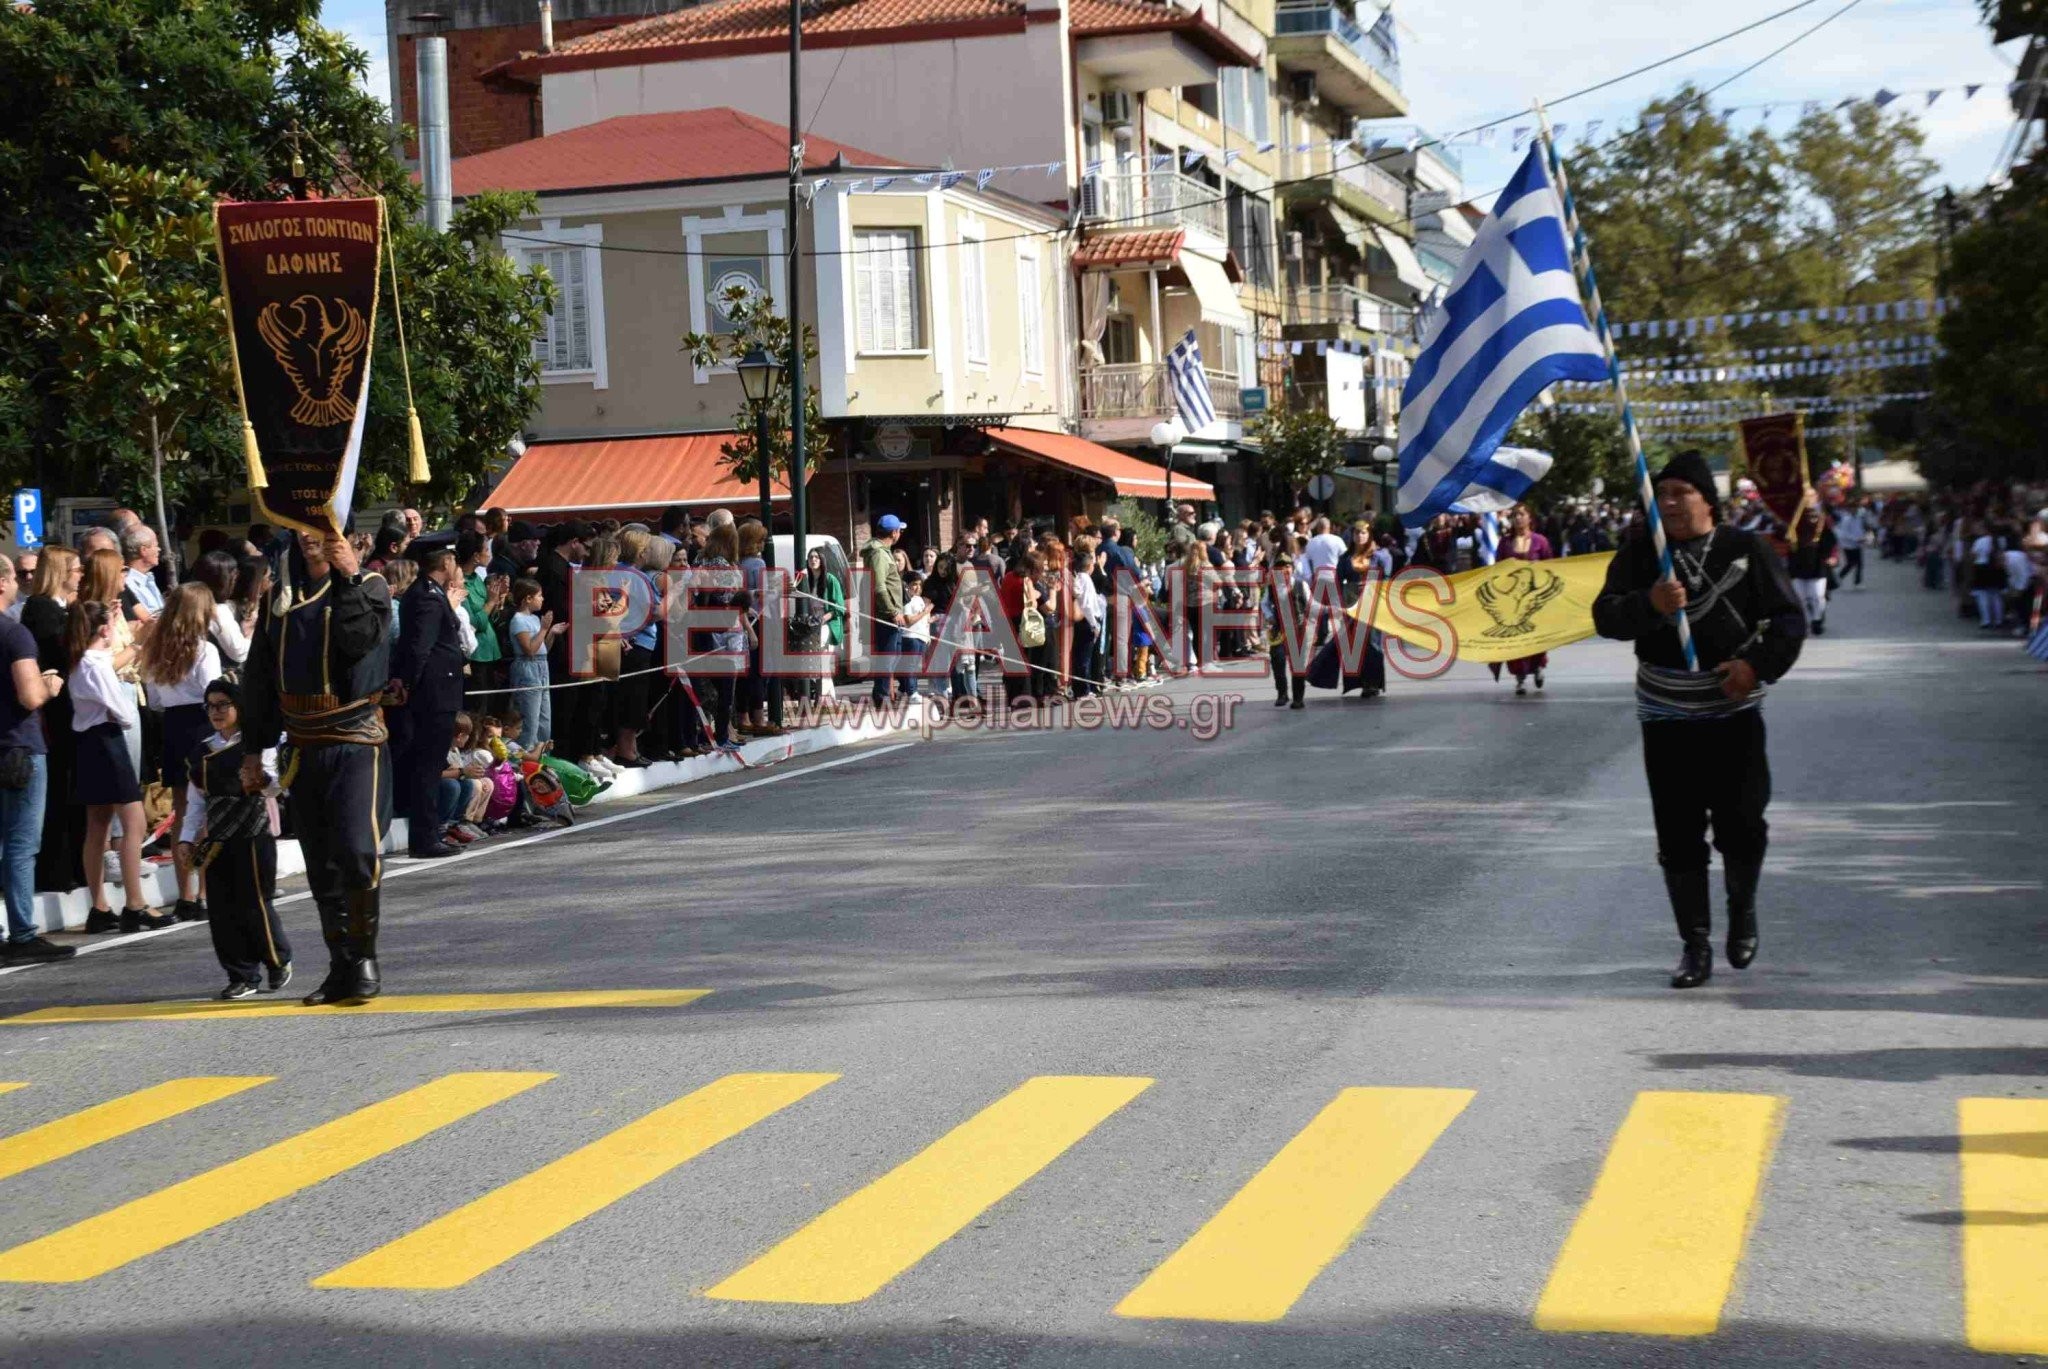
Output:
[256, 295, 369, 428]
[1475, 564, 1567, 638]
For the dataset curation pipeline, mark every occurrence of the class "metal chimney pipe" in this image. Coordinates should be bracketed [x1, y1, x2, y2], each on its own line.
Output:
[539, 0, 555, 54]
[417, 35, 452, 232]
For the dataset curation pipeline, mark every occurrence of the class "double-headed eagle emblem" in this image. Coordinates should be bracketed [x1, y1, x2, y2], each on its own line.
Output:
[1475, 564, 1566, 638]
[257, 295, 368, 428]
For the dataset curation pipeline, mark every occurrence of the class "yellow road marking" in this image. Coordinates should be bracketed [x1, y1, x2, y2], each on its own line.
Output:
[707, 1075, 1151, 1304]
[0, 1078, 271, 1184]
[0, 1083, 26, 1096]
[315, 1072, 837, 1289]
[0, 1072, 552, 1282]
[1959, 1098, 2048, 1353]
[1115, 1086, 1474, 1322]
[2, 990, 709, 1024]
[1535, 1091, 1783, 1336]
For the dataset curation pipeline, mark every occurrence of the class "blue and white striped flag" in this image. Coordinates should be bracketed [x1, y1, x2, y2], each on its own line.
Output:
[1396, 144, 1609, 527]
[1476, 511, 1499, 565]
[1166, 329, 1216, 433]
[2027, 621, 2048, 662]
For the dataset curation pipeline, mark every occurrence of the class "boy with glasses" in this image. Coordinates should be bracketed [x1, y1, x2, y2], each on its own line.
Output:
[176, 680, 291, 999]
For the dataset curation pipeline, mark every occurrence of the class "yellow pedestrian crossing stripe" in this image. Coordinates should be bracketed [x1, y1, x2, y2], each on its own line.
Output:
[706, 1075, 1152, 1305]
[1116, 1087, 1474, 1323]
[0, 1072, 551, 1282]
[1, 989, 709, 1024]
[315, 1072, 837, 1289]
[0, 1068, 2024, 1352]
[1534, 1090, 1785, 1336]
[1958, 1098, 2048, 1354]
[0, 1077, 271, 1184]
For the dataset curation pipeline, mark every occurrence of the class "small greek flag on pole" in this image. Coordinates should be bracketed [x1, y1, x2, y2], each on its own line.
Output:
[1167, 329, 1216, 432]
[1476, 511, 1500, 565]
[1396, 144, 1608, 527]
[2027, 620, 2048, 662]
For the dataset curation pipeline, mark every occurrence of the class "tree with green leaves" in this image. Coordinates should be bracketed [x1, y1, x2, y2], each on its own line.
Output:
[1252, 402, 1342, 496]
[681, 286, 832, 488]
[1509, 406, 1632, 511]
[1929, 163, 2048, 483]
[0, 0, 550, 527]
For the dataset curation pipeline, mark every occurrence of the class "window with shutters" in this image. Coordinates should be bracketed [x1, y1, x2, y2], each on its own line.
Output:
[961, 224, 989, 370]
[514, 221, 606, 387]
[852, 228, 923, 353]
[1016, 242, 1043, 379]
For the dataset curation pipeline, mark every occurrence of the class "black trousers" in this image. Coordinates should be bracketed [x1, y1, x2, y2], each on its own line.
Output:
[291, 742, 391, 896]
[1841, 545, 1864, 585]
[206, 835, 289, 985]
[1270, 644, 1306, 704]
[1642, 712, 1771, 872]
[403, 708, 456, 852]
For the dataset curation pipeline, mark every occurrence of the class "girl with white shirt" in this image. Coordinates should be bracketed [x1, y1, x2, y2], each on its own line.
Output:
[192, 550, 250, 669]
[69, 600, 167, 931]
[140, 584, 223, 920]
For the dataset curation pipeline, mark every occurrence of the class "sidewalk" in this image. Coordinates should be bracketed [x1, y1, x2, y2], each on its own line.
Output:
[36, 708, 920, 933]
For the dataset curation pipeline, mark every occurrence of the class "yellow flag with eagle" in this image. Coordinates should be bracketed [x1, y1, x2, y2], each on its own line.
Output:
[1352, 553, 1617, 665]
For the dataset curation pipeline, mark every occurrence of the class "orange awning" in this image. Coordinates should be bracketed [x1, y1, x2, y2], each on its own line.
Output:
[988, 426, 1216, 501]
[487, 433, 787, 514]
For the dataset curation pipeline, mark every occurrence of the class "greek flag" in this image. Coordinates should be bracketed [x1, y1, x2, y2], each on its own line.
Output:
[1167, 329, 1216, 433]
[1476, 511, 1499, 565]
[1396, 145, 1608, 527]
[2027, 621, 2048, 662]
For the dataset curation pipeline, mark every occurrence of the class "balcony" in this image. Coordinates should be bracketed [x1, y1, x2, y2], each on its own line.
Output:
[1080, 172, 1228, 243]
[1279, 150, 1405, 228]
[1272, 1, 1407, 119]
[1286, 284, 1419, 339]
[1080, 362, 1243, 444]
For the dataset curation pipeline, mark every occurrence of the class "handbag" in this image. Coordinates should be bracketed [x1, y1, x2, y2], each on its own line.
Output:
[1018, 605, 1047, 649]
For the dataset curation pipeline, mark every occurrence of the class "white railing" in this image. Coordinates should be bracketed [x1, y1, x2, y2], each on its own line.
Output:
[1081, 363, 1243, 421]
[1336, 155, 1407, 218]
[1080, 172, 1228, 242]
[1273, 1, 1401, 85]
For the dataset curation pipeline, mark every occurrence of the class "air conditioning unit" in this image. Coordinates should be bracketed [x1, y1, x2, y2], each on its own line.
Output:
[1099, 89, 1137, 129]
[1288, 71, 1318, 107]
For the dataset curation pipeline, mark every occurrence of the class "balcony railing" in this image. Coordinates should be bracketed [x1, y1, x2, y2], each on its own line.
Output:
[1274, 1, 1401, 86]
[1080, 171, 1228, 242]
[1335, 154, 1407, 218]
[1081, 363, 1244, 422]
[1288, 285, 1421, 337]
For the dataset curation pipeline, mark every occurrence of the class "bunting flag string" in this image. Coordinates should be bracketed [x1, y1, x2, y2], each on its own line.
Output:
[1556, 391, 1930, 421]
[1610, 334, 1940, 368]
[1649, 424, 1870, 439]
[1612, 297, 1948, 339]
[1556, 350, 1942, 388]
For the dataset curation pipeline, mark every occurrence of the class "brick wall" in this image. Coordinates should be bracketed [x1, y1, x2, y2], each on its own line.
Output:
[397, 18, 623, 160]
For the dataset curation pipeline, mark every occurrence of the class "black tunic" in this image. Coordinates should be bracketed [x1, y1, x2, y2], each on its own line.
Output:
[1593, 524, 1806, 683]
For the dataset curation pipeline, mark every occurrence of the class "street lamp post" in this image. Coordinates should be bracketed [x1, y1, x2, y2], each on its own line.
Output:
[738, 345, 785, 728]
[1371, 443, 1395, 527]
[1151, 417, 1187, 531]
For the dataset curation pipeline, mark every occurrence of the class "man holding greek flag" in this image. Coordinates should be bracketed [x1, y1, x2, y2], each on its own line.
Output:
[1396, 145, 1608, 524]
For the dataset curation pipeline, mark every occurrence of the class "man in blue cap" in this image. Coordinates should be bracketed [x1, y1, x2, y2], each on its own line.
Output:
[863, 515, 909, 702]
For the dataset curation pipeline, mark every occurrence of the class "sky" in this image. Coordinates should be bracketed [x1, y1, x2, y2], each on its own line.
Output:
[322, 0, 2025, 195]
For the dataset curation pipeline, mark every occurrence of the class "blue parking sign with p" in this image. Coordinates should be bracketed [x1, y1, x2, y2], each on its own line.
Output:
[12, 490, 42, 550]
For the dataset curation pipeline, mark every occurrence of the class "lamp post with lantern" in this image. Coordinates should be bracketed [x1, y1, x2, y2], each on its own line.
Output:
[1371, 443, 1396, 527]
[737, 345, 785, 564]
[1151, 417, 1187, 526]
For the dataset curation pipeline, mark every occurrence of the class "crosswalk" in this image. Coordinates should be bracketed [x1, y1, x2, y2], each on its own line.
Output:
[0, 1073, 2041, 1349]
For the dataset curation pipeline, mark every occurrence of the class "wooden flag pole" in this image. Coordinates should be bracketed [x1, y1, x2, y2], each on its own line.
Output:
[1534, 102, 1698, 670]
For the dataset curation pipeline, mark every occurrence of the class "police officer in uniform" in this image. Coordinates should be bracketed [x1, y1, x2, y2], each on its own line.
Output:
[1593, 451, 1806, 989]
[239, 529, 394, 1005]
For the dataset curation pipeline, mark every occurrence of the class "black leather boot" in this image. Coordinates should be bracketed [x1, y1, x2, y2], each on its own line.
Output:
[301, 897, 357, 1006]
[1664, 867, 1714, 989]
[343, 888, 382, 1002]
[1724, 861, 1761, 969]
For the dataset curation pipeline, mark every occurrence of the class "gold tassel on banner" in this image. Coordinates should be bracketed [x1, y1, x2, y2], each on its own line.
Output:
[383, 202, 430, 486]
[242, 422, 269, 489]
[407, 407, 430, 483]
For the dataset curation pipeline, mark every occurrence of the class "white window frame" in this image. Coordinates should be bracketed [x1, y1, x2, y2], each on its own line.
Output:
[512, 219, 608, 390]
[960, 216, 990, 372]
[1015, 239, 1043, 380]
[852, 227, 926, 356]
[682, 205, 787, 385]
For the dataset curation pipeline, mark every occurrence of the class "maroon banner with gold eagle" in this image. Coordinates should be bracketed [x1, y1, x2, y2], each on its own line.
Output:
[215, 198, 383, 536]
[1737, 412, 1811, 541]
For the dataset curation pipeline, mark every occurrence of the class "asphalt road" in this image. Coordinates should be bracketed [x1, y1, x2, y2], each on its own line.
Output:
[0, 555, 2042, 1368]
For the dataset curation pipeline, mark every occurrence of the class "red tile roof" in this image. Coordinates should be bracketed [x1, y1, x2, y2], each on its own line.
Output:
[488, 433, 789, 514]
[452, 109, 899, 197]
[1071, 228, 1185, 269]
[517, 0, 1032, 72]
[1069, 0, 1258, 63]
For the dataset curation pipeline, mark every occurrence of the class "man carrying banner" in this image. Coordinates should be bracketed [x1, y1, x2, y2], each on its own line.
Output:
[1593, 451, 1806, 989]
[238, 530, 394, 1005]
